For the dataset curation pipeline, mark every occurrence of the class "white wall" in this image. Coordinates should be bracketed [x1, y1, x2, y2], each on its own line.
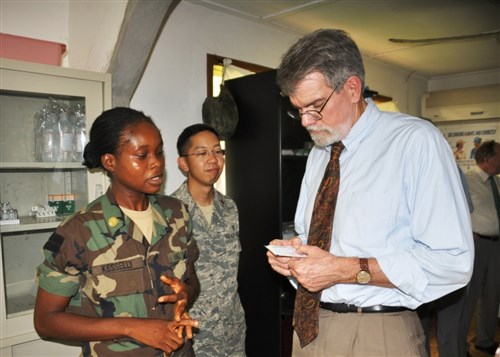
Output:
[0, 1, 69, 44]
[364, 58, 427, 115]
[67, 1, 126, 72]
[0, 0, 125, 71]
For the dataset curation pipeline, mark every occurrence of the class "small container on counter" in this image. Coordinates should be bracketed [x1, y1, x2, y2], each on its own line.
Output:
[63, 194, 75, 215]
[0, 202, 20, 225]
[48, 194, 64, 216]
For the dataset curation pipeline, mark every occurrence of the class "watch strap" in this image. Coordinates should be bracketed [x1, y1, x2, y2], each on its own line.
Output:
[359, 257, 369, 272]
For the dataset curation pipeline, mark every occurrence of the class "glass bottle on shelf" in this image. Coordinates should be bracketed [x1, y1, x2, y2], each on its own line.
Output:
[48, 99, 63, 162]
[34, 103, 50, 162]
[58, 106, 75, 162]
[72, 103, 86, 162]
[41, 111, 58, 163]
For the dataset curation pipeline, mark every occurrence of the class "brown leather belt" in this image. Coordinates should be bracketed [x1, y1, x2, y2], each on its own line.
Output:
[319, 302, 411, 313]
[474, 233, 499, 241]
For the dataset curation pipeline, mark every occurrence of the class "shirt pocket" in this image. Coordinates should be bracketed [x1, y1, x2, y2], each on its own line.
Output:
[225, 231, 241, 250]
[344, 192, 394, 248]
[90, 257, 146, 298]
[224, 231, 241, 265]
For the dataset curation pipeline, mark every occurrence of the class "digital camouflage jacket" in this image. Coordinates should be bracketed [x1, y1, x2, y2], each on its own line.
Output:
[37, 188, 199, 357]
[172, 181, 246, 357]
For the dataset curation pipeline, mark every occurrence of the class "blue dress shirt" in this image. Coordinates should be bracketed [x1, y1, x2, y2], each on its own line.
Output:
[294, 99, 474, 309]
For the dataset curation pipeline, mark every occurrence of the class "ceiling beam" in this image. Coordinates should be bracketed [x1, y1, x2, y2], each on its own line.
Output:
[108, 0, 180, 108]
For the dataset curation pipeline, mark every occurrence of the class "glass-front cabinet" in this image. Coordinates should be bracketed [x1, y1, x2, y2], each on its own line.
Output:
[0, 59, 111, 355]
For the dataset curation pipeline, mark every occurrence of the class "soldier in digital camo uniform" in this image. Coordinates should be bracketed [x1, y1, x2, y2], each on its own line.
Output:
[172, 124, 246, 357]
[34, 108, 200, 357]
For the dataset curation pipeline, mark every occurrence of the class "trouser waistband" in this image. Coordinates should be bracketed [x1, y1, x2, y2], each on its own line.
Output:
[319, 302, 411, 313]
[474, 233, 499, 241]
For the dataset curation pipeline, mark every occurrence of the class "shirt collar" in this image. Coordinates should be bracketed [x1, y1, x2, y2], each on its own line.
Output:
[326, 98, 380, 154]
[474, 165, 492, 182]
[177, 180, 225, 210]
[102, 188, 169, 243]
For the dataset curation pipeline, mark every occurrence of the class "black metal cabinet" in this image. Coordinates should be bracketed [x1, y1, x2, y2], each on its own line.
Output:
[225, 70, 310, 357]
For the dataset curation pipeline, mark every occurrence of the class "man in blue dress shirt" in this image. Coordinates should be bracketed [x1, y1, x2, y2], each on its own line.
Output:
[267, 29, 474, 356]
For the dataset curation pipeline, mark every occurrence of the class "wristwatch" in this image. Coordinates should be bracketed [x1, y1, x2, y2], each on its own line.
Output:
[355, 258, 371, 284]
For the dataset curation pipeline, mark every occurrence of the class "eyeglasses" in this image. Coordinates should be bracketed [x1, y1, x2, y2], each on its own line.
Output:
[181, 149, 225, 159]
[287, 89, 334, 121]
[287, 81, 345, 121]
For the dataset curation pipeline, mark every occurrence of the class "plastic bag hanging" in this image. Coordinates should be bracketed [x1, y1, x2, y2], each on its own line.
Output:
[202, 58, 239, 140]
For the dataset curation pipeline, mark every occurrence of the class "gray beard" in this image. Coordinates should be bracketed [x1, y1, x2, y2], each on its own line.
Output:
[307, 121, 351, 147]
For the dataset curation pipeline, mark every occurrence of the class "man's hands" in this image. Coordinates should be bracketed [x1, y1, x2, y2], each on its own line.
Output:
[266, 237, 302, 277]
[288, 244, 340, 292]
[266, 237, 348, 293]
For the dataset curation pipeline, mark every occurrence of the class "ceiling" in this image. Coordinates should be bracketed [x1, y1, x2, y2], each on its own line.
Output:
[187, 0, 500, 79]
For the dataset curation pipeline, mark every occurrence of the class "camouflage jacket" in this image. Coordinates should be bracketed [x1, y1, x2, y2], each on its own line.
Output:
[37, 188, 199, 357]
[172, 181, 246, 357]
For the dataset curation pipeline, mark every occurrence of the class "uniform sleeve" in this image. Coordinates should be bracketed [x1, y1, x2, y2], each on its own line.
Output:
[36, 221, 82, 297]
[178, 201, 200, 304]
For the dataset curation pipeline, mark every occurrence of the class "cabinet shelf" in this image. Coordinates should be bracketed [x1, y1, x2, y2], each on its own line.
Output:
[0, 162, 86, 170]
[0, 216, 63, 233]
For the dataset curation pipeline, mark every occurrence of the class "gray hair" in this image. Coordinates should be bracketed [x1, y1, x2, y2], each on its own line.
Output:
[277, 29, 365, 96]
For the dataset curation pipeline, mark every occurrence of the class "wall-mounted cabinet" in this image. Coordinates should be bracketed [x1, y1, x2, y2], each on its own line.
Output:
[0, 59, 111, 355]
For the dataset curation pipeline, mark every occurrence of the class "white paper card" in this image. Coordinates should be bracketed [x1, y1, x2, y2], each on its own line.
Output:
[265, 245, 306, 257]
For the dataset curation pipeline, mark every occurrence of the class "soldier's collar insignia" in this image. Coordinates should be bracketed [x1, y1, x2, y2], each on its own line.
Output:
[108, 216, 119, 227]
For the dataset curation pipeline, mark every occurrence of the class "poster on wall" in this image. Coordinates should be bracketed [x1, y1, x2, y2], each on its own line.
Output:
[437, 121, 500, 172]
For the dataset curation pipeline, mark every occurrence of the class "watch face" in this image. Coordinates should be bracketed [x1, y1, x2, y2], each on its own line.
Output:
[356, 270, 371, 284]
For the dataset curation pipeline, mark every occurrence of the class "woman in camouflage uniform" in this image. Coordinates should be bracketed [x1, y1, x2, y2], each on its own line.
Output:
[34, 107, 200, 356]
[172, 124, 246, 357]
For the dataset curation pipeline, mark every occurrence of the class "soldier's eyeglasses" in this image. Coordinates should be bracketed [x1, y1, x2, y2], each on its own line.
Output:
[181, 149, 225, 159]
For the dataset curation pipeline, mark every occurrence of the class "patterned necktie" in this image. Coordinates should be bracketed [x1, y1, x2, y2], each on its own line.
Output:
[488, 176, 500, 232]
[293, 141, 344, 348]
